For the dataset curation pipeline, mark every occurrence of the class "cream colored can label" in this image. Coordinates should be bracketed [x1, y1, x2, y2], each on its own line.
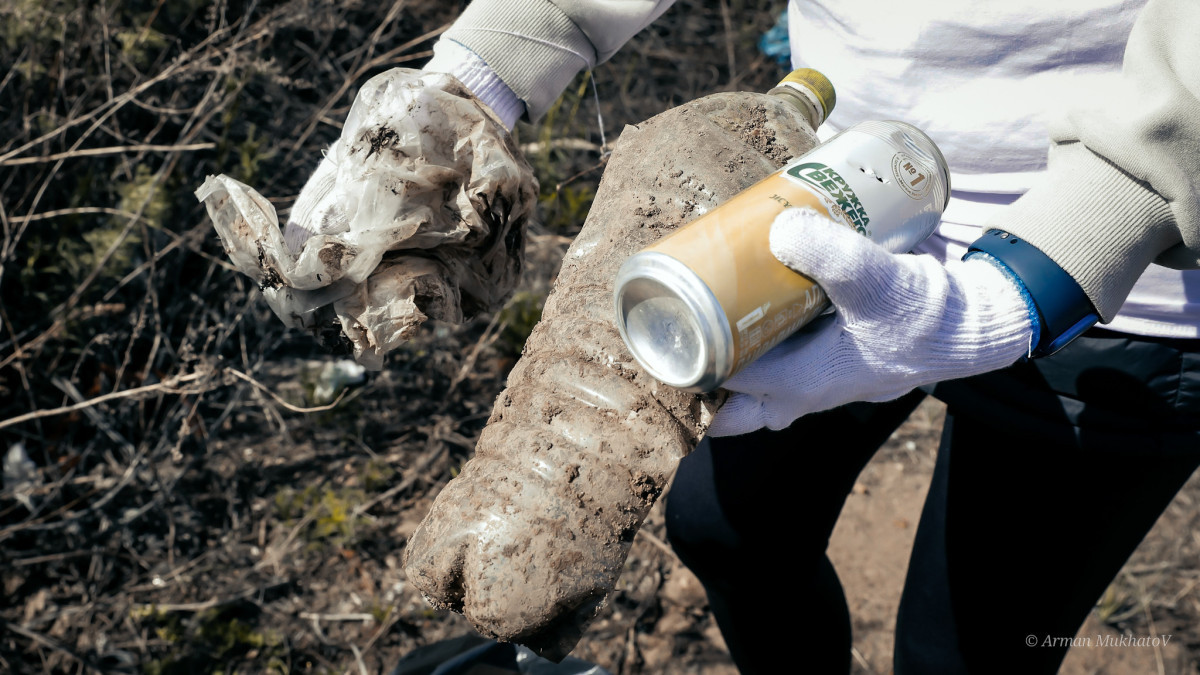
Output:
[620, 121, 947, 388]
[644, 165, 857, 373]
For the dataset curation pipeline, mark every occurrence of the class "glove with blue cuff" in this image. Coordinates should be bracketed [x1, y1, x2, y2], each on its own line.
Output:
[709, 207, 1040, 437]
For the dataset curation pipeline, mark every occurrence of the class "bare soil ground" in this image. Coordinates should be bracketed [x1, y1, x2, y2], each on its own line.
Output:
[2, 2, 1198, 673]
[830, 398, 1200, 675]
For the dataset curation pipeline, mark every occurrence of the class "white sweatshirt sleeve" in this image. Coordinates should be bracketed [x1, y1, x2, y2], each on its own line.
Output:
[439, 0, 677, 120]
[431, 0, 1200, 325]
[992, 0, 1200, 321]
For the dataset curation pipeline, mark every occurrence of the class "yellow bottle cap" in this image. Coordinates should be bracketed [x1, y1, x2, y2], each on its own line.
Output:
[774, 68, 836, 127]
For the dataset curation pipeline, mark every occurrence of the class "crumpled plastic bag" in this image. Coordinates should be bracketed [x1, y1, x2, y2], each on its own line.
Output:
[4, 442, 39, 511]
[196, 68, 537, 369]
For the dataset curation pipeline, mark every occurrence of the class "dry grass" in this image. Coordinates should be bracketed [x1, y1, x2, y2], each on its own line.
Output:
[0, 1, 784, 672]
[4, 2, 1196, 674]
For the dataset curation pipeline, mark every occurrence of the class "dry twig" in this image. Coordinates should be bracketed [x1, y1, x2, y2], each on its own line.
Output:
[0, 371, 209, 432]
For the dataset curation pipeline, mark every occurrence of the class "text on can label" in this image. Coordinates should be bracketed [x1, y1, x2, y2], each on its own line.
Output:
[891, 152, 934, 200]
[785, 162, 871, 235]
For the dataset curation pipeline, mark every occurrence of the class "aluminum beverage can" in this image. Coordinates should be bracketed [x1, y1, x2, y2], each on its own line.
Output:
[613, 120, 950, 392]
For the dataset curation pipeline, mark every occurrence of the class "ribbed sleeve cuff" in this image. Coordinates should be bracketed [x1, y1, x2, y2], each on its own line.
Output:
[443, 0, 596, 120]
[424, 39, 525, 130]
[987, 142, 1179, 322]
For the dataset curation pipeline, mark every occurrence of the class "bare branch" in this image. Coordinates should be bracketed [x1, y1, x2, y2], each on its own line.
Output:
[0, 143, 215, 167]
[0, 371, 209, 432]
[224, 368, 350, 414]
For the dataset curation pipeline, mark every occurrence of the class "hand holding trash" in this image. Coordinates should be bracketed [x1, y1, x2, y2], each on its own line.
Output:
[709, 208, 1036, 437]
[196, 62, 536, 369]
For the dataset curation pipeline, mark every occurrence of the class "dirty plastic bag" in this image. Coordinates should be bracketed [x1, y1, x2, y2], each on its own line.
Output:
[196, 68, 537, 369]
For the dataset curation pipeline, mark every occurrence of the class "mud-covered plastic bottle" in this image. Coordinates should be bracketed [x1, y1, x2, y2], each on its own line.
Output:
[404, 69, 836, 659]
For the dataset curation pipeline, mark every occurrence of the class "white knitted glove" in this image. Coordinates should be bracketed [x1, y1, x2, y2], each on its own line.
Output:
[285, 39, 524, 251]
[200, 45, 536, 368]
[708, 208, 1037, 437]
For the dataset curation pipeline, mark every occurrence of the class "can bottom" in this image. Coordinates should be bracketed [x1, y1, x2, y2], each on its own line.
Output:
[621, 279, 706, 386]
[614, 252, 731, 392]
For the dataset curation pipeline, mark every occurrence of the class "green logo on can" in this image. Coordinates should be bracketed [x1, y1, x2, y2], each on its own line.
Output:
[786, 162, 870, 235]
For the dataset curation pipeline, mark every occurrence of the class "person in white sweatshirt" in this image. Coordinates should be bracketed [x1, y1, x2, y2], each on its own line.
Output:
[301, 1, 1200, 672]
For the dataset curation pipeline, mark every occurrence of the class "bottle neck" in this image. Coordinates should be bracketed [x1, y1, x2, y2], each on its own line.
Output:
[767, 84, 824, 130]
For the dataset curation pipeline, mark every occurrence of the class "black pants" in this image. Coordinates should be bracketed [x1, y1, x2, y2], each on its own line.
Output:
[665, 329, 1200, 674]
